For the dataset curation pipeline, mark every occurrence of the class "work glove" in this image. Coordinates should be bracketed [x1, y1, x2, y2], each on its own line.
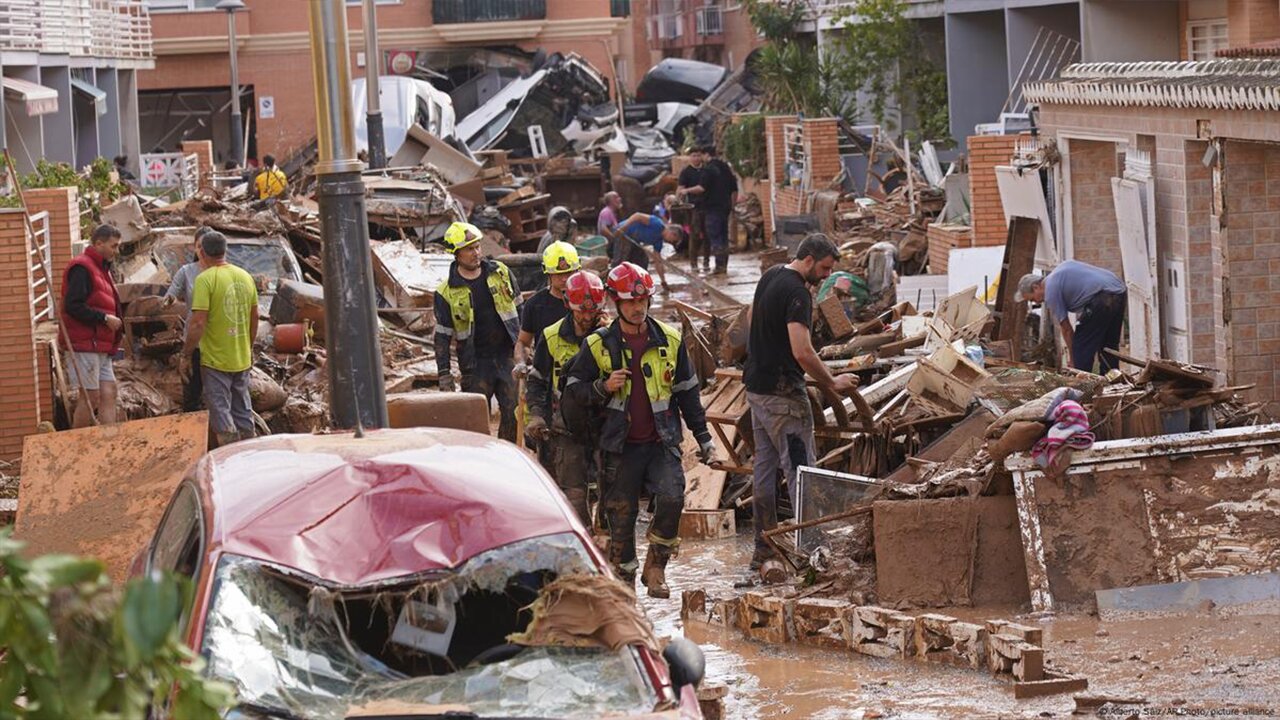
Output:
[697, 439, 717, 465]
[178, 353, 193, 379]
[525, 415, 550, 441]
[438, 374, 456, 393]
[512, 362, 532, 379]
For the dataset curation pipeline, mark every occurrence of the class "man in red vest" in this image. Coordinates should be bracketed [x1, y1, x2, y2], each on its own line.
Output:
[61, 224, 124, 427]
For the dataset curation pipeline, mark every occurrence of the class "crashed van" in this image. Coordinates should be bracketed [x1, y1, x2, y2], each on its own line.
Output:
[136, 428, 705, 719]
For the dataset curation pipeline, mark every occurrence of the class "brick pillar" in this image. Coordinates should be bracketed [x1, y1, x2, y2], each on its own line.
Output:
[24, 187, 80, 302]
[803, 117, 842, 187]
[181, 140, 214, 189]
[35, 341, 53, 426]
[967, 134, 1020, 247]
[763, 114, 799, 244]
[0, 209, 42, 461]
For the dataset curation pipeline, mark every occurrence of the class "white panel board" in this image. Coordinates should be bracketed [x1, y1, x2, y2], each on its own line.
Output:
[1113, 177, 1159, 361]
[995, 165, 1060, 267]
[947, 246, 1006, 301]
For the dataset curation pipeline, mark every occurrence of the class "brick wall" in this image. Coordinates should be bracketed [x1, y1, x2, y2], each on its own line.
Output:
[181, 140, 215, 189]
[803, 117, 842, 188]
[927, 223, 973, 274]
[0, 209, 42, 461]
[967, 134, 1019, 247]
[1222, 140, 1280, 411]
[1067, 138, 1124, 278]
[764, 114, 799, 244]
[1182, 139, 1223, 368]
[1227, 0, 1280, 48]
[24, 187, 79, 302]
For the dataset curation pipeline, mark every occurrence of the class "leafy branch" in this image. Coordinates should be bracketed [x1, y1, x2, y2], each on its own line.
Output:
[0, 531, 234, 720]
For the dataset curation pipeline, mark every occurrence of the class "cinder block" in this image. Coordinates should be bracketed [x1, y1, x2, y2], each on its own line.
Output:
[844, 605, 916, 659]
[914, 613, 988, 670]
[791, 597, 851, 649]
[740, 591, 792, 645]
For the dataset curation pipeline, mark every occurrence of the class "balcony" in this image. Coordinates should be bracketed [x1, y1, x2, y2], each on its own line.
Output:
[432, 0, 547, 25]
[0, 0, 153, 60]
[695, 5, 723, 36]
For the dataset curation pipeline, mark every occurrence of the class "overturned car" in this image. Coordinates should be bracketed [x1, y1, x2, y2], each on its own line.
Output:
[136, 428, 704, 719]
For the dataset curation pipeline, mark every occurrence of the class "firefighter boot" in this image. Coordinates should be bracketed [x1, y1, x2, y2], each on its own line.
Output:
[641, 542, 676, 599]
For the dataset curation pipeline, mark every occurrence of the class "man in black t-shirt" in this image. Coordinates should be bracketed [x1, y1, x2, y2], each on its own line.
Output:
[677, 147, 717, 273]
[705, 147, 739, 275]
[743, 233, 859, 570]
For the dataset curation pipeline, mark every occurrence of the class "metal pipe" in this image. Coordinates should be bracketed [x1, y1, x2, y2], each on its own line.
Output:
[307, 0, 388, 430]
[362, 0, 386, 169]
[226, 9, 243, 166]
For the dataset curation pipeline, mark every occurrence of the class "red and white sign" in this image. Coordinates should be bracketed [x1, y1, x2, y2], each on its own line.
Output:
[386, 50, 418, 75]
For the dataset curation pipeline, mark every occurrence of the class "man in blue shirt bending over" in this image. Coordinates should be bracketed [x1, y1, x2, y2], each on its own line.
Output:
[604, 211, 679, 292]
[1016, 260, 1128, 372]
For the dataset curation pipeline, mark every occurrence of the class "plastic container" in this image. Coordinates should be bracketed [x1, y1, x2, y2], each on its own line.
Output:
[274, 322, 307, 353]
[575, 235, 609, 258]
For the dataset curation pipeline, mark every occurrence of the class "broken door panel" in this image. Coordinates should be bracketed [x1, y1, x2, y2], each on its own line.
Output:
[1161, 257, 1191, 363]
[995, 166, 1060, 267]
[1112, 177, 1159, 361]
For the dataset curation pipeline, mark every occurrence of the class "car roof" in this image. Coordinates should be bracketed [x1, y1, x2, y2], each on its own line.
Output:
[191, 428, 582, 587]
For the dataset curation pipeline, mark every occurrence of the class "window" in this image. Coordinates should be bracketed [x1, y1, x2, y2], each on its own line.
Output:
[145, 0, 222, 12]
[611, 0, 631, 17]
[1187, 19, 1228, 61]
[149, 483, 204, 581]
[432, 0, 546, 24]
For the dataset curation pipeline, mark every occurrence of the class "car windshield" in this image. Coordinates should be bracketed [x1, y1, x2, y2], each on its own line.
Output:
[201, 533, 660, 719]
[225, 243, 296, 282]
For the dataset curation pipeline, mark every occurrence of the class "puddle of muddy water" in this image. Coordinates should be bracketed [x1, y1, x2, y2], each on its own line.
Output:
[637, 528, 1280, 720]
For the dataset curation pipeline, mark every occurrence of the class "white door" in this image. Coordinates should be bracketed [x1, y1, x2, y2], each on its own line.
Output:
[1112, 177, 1160, 360]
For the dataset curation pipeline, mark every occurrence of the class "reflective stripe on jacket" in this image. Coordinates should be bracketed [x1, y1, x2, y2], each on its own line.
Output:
[433, 259, 520, 376]
[562, 316, 710, 455]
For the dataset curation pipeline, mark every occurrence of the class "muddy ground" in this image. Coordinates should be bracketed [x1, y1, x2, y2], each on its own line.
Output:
[639, 533, 1280, 719]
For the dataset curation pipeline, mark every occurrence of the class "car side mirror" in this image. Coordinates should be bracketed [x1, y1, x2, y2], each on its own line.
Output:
[662, 637, 705, 691]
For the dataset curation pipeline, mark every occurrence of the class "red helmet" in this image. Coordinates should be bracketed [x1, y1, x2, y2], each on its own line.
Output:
[564, 270, 605, 312]
[605, 262, 654, 300]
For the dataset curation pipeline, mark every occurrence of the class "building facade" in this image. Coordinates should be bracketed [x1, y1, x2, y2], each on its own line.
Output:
[142, 0, 630, 165]
[0, 0, 154, 174]
[620, 0, 762, 93]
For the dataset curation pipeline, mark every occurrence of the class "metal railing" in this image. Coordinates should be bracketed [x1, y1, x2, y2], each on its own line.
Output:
[0, 0, 41, 51]
[696, 5, 723, 36]
[654, 13, 683, 40]
[27, 211, 54, 324]
[139, 152, 200, 199]
[0, 0, 152, 59]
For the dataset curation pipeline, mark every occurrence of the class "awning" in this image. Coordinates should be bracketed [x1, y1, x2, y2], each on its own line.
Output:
[2, 76, 58, 117]
[71, 78, 107, 117]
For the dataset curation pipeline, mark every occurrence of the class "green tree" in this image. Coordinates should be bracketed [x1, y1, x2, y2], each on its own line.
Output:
[744, 0, 851, 119]
[0, 531, 234, 720]
[829, 0, 950, 142]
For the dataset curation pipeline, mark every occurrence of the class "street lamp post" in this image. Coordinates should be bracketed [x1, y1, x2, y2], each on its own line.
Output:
[306, 0, 388, 429]
[362, 0, 386, 169]
[216, 0, 245, 167]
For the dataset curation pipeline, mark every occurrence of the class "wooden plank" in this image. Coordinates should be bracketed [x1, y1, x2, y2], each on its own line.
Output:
[679, 509, 736, 540]
[1012, 468, 1055, 614]
[1013, 674, 1088, 699]
[685, 465, 729, 510]
[16, 413, 209, 584]
[993, 216, 1039, 360]
[818, 292, 854, 341]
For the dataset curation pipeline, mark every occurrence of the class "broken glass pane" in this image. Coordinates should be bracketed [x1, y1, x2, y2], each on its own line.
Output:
[202, 533, 660, 719]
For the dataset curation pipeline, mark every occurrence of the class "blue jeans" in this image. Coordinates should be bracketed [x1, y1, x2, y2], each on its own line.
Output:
[704, 208, 729, 268]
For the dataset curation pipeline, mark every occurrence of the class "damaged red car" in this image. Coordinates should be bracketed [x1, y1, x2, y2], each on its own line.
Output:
[138, 428, 705, 719]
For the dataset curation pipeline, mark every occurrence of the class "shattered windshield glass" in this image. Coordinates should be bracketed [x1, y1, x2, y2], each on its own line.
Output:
[225, 243, 296, 281]
[202, 533, 660, 719]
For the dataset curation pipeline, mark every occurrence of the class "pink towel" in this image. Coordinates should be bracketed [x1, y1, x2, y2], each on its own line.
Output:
[1031, 399, 1094, 469]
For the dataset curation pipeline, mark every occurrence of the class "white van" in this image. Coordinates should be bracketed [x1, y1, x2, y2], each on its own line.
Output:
[352, 76, 457, 158]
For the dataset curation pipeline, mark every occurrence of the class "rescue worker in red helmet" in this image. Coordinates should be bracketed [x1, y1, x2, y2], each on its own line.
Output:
[525, 270, 608, 524]
[562, 262, 717, 598]
[434, 221, 523, 442]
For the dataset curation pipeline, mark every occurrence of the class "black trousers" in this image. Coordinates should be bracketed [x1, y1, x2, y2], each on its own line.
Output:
[1072, 290, 1127, 373]
[461, 355, 517, 443]
[600, 442, 685, 571]
[182, 347, 203, 412]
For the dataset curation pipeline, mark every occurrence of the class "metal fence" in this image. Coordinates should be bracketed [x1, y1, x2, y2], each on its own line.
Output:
[139, 153, 200, 199]
[695, 5, 723, 36]
[27, 211, 54, 324]
[0, 0, 152, 58]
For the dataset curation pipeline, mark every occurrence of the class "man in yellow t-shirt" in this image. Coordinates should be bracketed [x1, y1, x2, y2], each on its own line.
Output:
[180, 231, 260, 447]
[254, 154, 288, 201]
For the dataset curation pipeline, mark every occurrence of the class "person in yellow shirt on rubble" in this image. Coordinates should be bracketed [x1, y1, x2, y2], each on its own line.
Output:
[254, 154, 288, 201]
